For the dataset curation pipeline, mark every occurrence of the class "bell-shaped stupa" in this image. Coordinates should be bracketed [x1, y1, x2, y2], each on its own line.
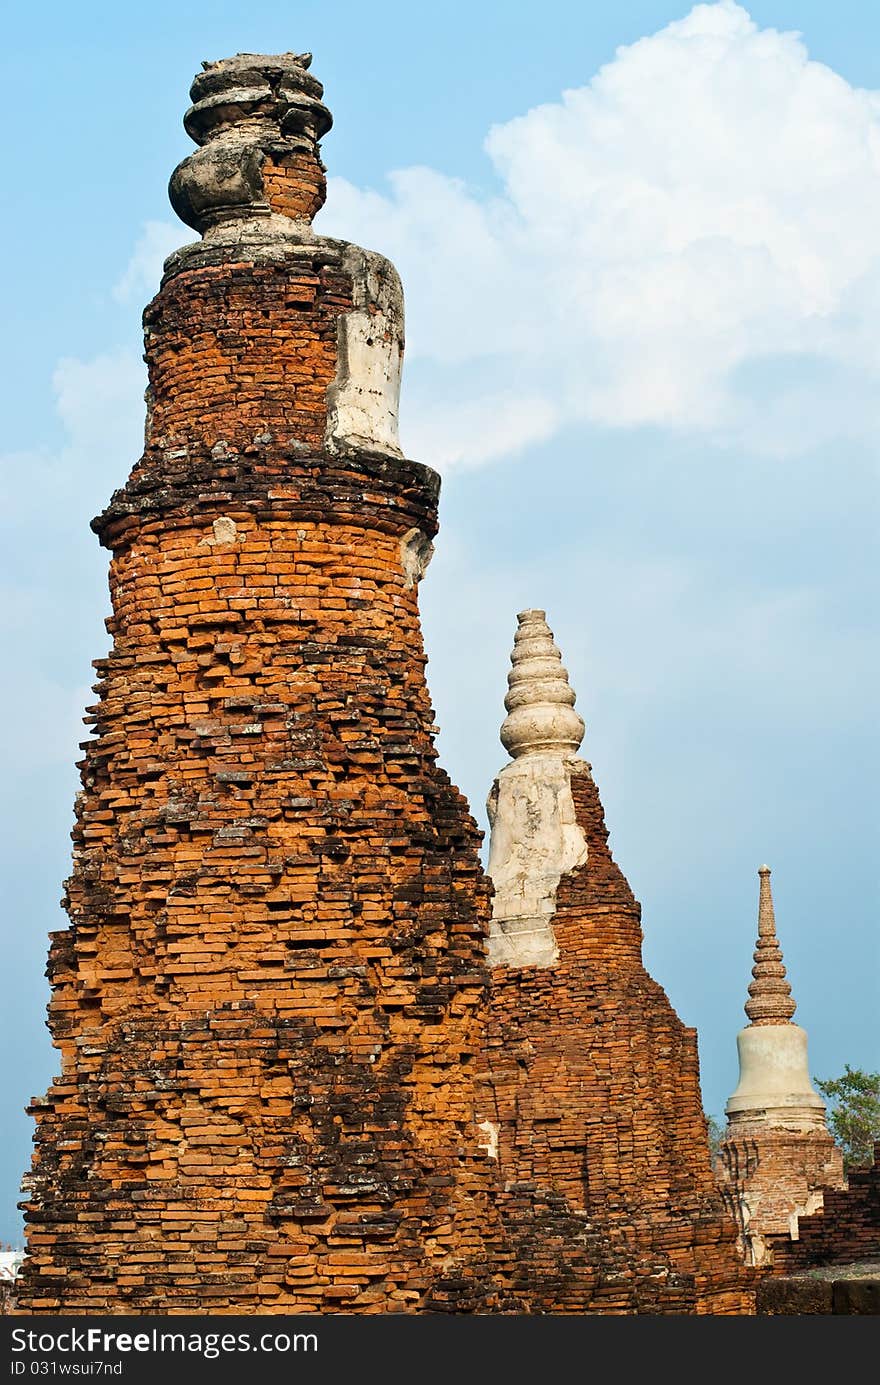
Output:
[481, 610, 754, 1313]
[726, 867, 826, 1128]
[716, 866, 845, 1266]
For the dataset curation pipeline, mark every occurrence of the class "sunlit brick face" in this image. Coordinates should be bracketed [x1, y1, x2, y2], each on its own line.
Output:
[16, 50, 505, 1315]
[18, 50, 757, 1317]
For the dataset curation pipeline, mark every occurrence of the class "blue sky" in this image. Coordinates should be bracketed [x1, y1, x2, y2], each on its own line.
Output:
[1, 1, 878, 1245]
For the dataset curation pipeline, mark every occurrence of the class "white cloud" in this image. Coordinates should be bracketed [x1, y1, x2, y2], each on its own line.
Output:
[403, 389, 559, 469]
[0, 345, 147, 786]
[0, 348, 145, 530]
[113, 220, 188, 304]
[52, 352, 147, 462]
[314, 0, 880, 466]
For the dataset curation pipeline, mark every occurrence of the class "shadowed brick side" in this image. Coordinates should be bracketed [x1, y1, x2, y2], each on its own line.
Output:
[17, 50, 764, 1317]
[16, 236, 507, 1315]
[767, 1144, 880, 1273]
[717, 1128, 845, 1262]
[481, 766, 756, 1313]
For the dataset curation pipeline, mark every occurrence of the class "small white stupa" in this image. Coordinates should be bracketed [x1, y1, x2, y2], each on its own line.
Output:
[718, 866, 845, 1265]
[725, 865, 828, 1132]
[485, 609, 588, 968]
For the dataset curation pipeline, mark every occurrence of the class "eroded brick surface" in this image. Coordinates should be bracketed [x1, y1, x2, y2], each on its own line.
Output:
[143, 256, 348, 453]
[263, 152, 327, 223]
[16, 195, 508, 1318]
[767, 1145, 880, 1273]
[482, 767, 756, 1313]
[717, 1128, 845, 1264]
[17, 51, 758, 1316]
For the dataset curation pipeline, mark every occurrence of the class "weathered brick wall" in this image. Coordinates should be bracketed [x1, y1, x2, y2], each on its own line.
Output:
[16, 102, 507, 1312]
[262, 151, 327, 223]
[17, 51, 758, 1316]
[482, 765, 756, 1313]
[143, 257, 346, 452]
[767, 1144, 880, 1272]
[716, 1128, 845, 1264]
[756, 1276, 880, 1314]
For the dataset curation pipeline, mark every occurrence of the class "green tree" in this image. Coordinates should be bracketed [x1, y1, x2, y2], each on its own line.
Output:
[814, 1065, 880, 1170]
[704, 1112, 725, 1169]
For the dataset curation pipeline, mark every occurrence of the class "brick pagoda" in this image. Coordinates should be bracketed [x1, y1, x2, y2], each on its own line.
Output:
[18, 56, 755, 1316]
[16, 52, 505, 1314]
[481, 611, 755, 1312]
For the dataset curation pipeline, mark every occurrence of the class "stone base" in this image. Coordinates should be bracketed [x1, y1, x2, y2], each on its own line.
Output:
[717, 1126, 845, 1265]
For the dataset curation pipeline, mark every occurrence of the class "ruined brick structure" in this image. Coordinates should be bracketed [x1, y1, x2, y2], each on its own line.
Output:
[18, 53, 754, 1315]
[715, 867, 845, 1266]
[480, 612, 754, 1312]
[16, 52, 504, 1314]
[755, 1144, 880, 1314]
[767, 1144, 880, 1273]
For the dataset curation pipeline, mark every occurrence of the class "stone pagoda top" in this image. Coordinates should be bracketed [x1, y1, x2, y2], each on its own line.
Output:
[499, 610, 586, 760]
[745, 865, 797, 1025]
[169, 51, 333, 235]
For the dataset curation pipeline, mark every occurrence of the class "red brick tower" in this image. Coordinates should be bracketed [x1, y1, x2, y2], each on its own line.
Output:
[17, 53, 503, 1314]
[481, 611, 755, 1312]
[18, 56, 759, 1318]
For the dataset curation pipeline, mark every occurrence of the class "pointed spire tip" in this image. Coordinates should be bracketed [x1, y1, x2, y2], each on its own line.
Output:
[745, 864, 796, 1025]
[499, 609, 585, 759]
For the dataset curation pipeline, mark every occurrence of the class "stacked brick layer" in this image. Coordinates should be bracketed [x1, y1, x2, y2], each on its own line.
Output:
[16, 242, 506, 1314]
[143, 252, 345, 454]
[262, 151, 327, 223]
[482, 766, 756, 1313]
[717, 1127, 845, 1261]
[16, 93, 756, 1312]
[767, 1145, 880, 1272]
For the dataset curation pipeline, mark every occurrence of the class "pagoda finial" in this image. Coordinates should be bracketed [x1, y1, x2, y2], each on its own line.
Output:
[744, 865, 797, 1024]
[499, 610, 585, 759]
[169, 52, 333, 235]
[487, 609, 588, 968]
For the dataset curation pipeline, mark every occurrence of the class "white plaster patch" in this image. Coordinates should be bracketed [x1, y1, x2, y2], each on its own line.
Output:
[790, 1189, 825, 1240]
[400, 528, 434, 588]
[324, 246, 404, 457]
[0, 1250, 24, 1283]
[199, 516, 238, 547]
[747, 1231, 769, 1267]
[486, 754, 588, 968]
[476, 1119, 499, 1161]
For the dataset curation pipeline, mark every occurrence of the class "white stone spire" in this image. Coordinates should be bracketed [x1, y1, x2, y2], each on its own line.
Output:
[486, 610, 588, 968]
[745, 865, 797, 1024]
[725, 865, 827, 1132]
[719, 865, 846, 1268]
[500, 609, 585, 759]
